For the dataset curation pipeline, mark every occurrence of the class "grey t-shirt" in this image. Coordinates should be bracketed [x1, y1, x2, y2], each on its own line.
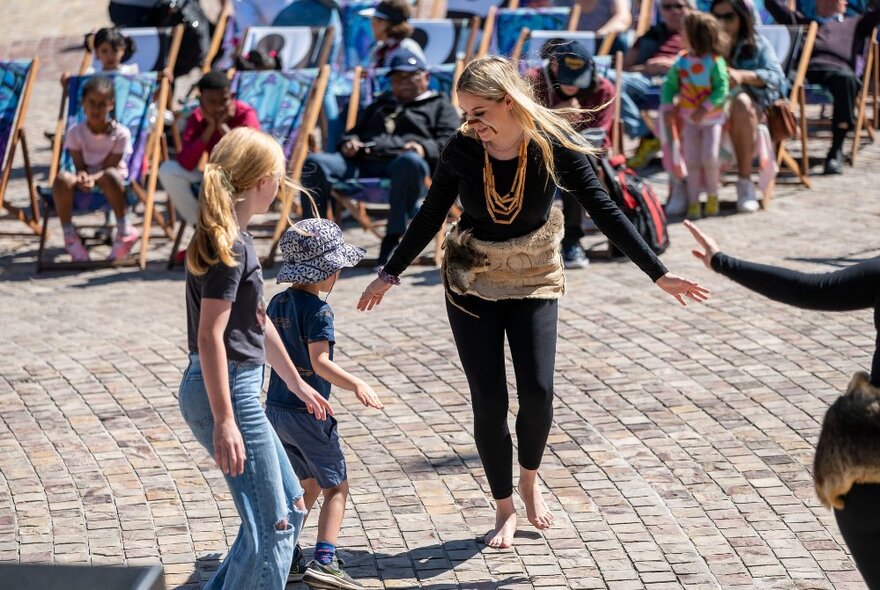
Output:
[186, 232, 266, 364]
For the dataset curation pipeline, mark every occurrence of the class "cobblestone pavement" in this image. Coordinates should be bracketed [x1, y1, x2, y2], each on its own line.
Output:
[4, 8, 880, 588]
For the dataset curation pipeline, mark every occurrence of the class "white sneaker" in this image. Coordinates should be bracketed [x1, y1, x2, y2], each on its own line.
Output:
[736, 178, 759, 213]
[665, 178, 688, 216]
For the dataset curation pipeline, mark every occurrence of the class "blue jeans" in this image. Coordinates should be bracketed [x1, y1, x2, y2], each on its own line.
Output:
[302, 151, 429, 234]
[178, 354, 305, 590]
[609, 71, 662, 139]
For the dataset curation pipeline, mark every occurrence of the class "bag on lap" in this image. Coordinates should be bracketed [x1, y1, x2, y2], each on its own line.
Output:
[598, 155, 670, 257]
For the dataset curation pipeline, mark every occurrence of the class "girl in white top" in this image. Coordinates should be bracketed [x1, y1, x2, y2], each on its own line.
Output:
[53, 76, 137, 263]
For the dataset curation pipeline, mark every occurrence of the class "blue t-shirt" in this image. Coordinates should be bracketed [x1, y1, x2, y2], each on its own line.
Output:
[266, 288, 334, 410]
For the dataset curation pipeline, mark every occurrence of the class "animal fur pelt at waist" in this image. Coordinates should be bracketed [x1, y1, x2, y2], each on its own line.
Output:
[442, 206, 565, 301]
[814, 371, 880, 510]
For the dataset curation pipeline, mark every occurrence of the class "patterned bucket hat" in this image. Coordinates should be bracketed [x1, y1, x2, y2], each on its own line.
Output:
[277, 218, 366, 284]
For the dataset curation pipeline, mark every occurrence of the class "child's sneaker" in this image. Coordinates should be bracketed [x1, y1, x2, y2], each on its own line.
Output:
[108, 226, 140, 261]
[686, 202, 702, 221]
[287, 544, 307, 583]
[704, 194, 720, 217]
[302, 557, 363, 590]
[64, 232, 89, 262]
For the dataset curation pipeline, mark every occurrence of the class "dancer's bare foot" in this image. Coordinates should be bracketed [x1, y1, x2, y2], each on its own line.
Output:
[519, 468, 554, 530]
[483, 498, 517, 549]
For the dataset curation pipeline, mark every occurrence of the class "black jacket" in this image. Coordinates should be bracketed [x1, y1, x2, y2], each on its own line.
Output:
[340, 91, 460, 170]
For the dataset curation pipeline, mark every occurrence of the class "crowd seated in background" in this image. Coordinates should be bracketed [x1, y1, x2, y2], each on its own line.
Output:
[300, 48, 460, 267]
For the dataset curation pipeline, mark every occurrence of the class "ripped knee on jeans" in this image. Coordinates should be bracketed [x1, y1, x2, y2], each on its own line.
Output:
[274, 517, 293, 533]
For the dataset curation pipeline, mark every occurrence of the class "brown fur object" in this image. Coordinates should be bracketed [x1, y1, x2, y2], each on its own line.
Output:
[442, 207, 566, 301]
[814, 371, 880, 510]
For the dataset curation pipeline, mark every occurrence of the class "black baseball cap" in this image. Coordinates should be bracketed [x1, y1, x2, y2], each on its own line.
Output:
[359, 0, 409, 25]
[388, 48, 426, 72]
[550, 40, 595, 88]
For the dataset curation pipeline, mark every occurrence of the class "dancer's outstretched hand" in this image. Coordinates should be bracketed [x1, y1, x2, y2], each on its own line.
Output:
[655, 273, 710, 306]
[683, 219, 720, 270]
[357, 277, 393, 311]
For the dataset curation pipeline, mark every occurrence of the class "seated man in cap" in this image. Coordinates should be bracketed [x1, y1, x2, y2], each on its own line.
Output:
[159, 71, 260, 228]
[526, 40, 616, 269]
[301, 48, 460, 266]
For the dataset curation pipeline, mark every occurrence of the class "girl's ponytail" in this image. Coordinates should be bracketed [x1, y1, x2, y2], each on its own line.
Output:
[185, 127, 292, 276]
[186, 163, 239, 275]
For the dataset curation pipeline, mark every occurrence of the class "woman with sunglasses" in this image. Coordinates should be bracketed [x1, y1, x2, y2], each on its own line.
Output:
[710, 0, 787, 212]
[356, 56, 709, 549]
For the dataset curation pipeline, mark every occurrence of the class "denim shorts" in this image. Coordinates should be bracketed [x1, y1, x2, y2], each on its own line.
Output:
[266, 404, 347, 489]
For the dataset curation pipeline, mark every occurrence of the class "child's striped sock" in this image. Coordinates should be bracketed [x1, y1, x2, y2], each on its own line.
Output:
[314, 541, 335, 565]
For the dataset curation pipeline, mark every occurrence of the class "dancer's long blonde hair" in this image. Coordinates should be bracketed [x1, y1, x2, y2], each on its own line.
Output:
[456, 56, 601, 188]
[187, 127, 289, 276]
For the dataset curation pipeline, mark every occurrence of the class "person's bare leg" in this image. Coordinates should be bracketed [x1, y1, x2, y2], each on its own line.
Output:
[301, 478, 321, 526]
[53, 172, 77, 225]
[316, 481, 348, 547]
[729, 92, 757, 179]
[518, 466, 554, 530]
[485, 496, 517, 549]
[95, 168, 126, 220]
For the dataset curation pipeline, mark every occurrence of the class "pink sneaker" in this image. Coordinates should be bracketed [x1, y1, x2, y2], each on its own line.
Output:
[108, 226, 140, 261]
[64, 232, 89, 262]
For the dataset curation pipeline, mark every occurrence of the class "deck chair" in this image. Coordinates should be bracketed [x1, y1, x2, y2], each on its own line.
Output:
[757, 22, 817, 207]
[167, 67, 331, 267]
[331, 62, 463, 266]
[411, 18, 482, 63]
[238, 26, 336, 70]
[202, 3, 233, 73]
[273, 0, 344, 68]
[0, 58, 41, 235]
[514, 29, 617, 66]
[444, 0, 503, 19]
[477, 6, 577, 58]
[37, 72, 171, 271]
[800, 27, 877, 166]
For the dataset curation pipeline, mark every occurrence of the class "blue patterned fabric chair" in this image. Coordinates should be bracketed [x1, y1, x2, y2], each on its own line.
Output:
[0, 58, 41, 234]
[38, 72, 170, 271]
[165, 66, 331, 267]
[495, 7, 573, 56]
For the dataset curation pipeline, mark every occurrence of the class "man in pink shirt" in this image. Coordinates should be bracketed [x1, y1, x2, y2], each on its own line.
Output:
[159, 71, 260, 225]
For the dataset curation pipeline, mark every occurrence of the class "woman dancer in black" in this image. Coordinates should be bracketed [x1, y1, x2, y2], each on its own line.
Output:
[686, 219, 880, 589]
[356, 56, 709, 548]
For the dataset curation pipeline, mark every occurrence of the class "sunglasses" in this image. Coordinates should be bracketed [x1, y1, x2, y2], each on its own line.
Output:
[661, 3, 688, 9]
[712, 10, 738, 20]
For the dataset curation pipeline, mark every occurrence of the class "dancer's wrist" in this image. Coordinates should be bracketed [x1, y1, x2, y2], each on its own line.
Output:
[377, 267, 400, 286]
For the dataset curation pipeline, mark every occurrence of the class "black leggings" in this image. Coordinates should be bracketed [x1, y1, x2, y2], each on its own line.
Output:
[835, 484, 880, 589]
[446, 293, 557, 500]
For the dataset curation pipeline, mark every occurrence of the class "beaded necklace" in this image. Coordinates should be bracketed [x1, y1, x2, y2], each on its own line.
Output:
[483, 139, 529, 225]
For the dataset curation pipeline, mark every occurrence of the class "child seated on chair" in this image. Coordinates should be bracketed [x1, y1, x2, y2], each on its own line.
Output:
[265, 218, 384, 590]
[60, 27, 138, 88]
[53, 76, 138, 262]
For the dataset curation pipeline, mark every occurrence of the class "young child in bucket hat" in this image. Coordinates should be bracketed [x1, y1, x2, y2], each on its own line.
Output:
[265, 218, 383, 590]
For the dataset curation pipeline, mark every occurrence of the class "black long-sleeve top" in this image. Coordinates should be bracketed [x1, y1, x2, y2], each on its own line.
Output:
[383, 131, 669, 282]
[763, 0, 880, 69]
[712, 252, 880, 385]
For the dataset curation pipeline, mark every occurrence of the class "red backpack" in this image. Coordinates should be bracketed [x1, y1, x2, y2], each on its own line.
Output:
[599, 154, 670, 257]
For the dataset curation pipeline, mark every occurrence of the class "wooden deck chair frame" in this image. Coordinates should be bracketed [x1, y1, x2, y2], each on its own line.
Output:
[202, 3, 233, 74]
[510, 28, 618, 68]
[37, 74, 172, 271]
[762, 21, 817, 209]
[334, 63, 463, 266]
[0, 57, 41, 235]
[849, 29, 877, 165]
[635, 0, 655, 36]
[266, 65, 332, 266]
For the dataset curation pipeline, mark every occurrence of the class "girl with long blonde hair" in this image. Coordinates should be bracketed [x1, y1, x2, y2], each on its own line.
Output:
[358, 56, 709, 548]
[180, 127, 333, 589]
